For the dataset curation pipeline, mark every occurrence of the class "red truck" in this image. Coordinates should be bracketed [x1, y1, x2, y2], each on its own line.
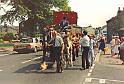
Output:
[52, 11, 78, 25]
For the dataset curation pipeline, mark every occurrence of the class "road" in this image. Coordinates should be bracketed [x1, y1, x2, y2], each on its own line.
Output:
[84, 53, 124, 84]
[0, 50, 124, 84]
[0, 51, 90, 84]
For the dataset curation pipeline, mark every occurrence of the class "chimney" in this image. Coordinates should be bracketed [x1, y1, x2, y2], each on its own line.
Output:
[117, 7, 121, 15]
[118, 7, 121, 11]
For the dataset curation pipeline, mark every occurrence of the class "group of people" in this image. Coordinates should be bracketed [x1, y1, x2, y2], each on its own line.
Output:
[41, 28, 96, 73]
[110, 35, 124, 65]
[40, 16, 97, 73]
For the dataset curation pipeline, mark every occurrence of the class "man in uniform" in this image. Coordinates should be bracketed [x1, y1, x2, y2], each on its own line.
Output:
[49, 30, 64, 73]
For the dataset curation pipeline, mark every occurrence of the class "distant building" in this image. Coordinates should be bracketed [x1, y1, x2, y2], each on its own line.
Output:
[82, 25, 95, 36]
[100, 25, 107, 36]
[0, 26, 19, 35]
[70, 25, 82, 34]
[106, 7, 124, 42]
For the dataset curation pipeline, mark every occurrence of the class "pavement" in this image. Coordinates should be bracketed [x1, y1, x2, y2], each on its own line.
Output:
[95, 44, 123, 66]
[0, 47, 13, 52]
[0, 43, 13, 52]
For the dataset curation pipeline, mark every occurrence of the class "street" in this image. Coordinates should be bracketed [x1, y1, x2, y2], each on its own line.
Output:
[0, 51, 89, 84]
[0, 50, 124, 84]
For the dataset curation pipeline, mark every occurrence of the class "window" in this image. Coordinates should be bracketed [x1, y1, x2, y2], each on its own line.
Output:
[0, 0, 7, 3]
[103, 31, 107, 33]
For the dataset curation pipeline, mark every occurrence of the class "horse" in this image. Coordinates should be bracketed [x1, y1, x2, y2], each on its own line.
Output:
[63, 34, 73, 68]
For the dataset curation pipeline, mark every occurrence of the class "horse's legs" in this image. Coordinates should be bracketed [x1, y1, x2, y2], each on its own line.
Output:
[70, 48, 73, 67]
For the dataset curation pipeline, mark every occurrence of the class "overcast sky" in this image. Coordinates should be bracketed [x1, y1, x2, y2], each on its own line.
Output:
[69, 0, 124, 27]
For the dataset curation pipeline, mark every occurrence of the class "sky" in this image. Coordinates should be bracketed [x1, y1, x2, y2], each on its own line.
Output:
[68, 0, 124, 27]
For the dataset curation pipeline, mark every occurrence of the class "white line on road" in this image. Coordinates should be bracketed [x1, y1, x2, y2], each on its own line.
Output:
[0, 70, 3, 72]
[21, 56, 42, 64]
[21, 60, 32, 64]
[93, 64, 95, 67]
[32, 56, 42, 60]
[91, 66, 94, 69]
[99, 79, 106, 83]
[87, 73, 91, 77]
[85, 78, 92, 83]
[89, 69, 93, 73]
[0, 54, 9, 57]
[92, 77, 124, 83]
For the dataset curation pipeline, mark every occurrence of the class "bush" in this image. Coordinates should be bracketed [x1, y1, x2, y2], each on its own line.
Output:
[2, 33, 14, 41]
[0, 38, 3, 43]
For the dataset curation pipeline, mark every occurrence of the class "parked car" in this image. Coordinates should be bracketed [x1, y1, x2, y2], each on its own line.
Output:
[13, 38, 42, 53]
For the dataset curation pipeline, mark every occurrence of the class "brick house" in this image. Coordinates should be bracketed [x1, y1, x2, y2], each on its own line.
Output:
[106, 7, 124, 42]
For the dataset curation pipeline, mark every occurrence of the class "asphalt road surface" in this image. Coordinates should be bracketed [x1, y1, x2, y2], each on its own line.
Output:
[84, 54, 124, 84]
[0, 50, 124, 84]
[0, 51, 90, 84]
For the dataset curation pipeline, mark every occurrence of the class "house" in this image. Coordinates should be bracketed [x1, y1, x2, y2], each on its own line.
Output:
[106, 7, 124, 42]
[100, 25, 107, 36]
[119, 28, 124, 36]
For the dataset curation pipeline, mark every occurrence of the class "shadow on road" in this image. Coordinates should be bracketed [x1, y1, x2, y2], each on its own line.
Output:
[14, 62, 58, 74]
[14, 60, 81, 74]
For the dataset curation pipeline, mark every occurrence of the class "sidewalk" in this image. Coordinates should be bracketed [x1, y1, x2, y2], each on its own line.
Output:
[0, 47, 13, 52]
[96, 44, 124, 68]
[0, 43, 13, 52]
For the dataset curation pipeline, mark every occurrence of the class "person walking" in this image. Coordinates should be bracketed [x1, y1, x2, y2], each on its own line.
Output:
[119, 36, 124, 65]
[49, 30, 64, 73]
[72, 34, 80, 61]
[80, 31, 90, 70]
[89, 35, 95, 66]
[98, 36, 106, 54]
[110, 36, 116, 57]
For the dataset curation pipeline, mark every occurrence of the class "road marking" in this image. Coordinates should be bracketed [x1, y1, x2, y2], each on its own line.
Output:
[92, 77, 124, 83]
[94, 53, 100, 62]
[93, 64, 95, 67]
[21, 60, 32, 64]
[99, 79, 106, 83]
[87, 73, 91, 77]
[91, 66, 94, 69]
[85, 78, 92, 83]
[0, 54, 9, 57]
[89, 69, 93, 73]
[21, 56, 42, 64]
[0, 70, 3, 72]
[32, 56, 42, 60]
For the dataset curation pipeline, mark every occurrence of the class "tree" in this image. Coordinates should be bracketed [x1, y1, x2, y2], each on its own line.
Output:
[1, 0, 71, 25]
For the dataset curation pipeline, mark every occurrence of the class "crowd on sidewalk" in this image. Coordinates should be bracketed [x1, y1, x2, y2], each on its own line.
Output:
[110, 35, 124, 65]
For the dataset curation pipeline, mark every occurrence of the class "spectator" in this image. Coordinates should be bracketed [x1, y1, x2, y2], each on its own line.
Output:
[89, 35, 95, 66]
[119, 36, 124, 65]
[113, 36, 120, 58]
[98, 36, 106, 54]
[80, 31, 90, 70]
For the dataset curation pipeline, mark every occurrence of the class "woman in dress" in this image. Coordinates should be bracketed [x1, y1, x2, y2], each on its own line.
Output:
[113, 36, 120, 58]
[98, 36, 106, 54]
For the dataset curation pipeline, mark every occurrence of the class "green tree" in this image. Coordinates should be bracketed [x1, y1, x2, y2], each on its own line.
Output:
[1, 0, 71, 25]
